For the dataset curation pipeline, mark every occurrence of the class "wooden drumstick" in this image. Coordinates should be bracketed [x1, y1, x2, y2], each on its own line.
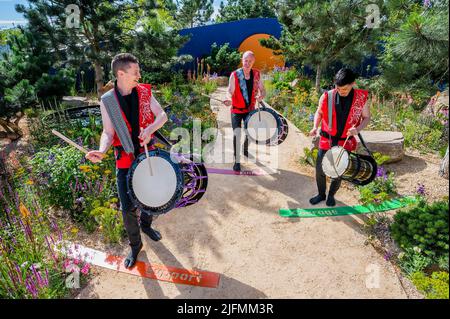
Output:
[336, 134, 352, 166]
[51, 129, 89, 154]
[141, 127, 153, 176]
[200, 93, 225, 104]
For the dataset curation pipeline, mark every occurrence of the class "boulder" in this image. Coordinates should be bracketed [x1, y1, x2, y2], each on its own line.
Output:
[357, 130, 404, 163]
[62, 96, 89, 108]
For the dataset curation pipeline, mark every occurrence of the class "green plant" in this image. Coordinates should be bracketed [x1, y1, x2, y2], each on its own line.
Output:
[397, 247, 433, 276]
[30, 146, 86, 210]
[373, 152, 391, 166]
[90, 199, 124, 244]
[358, 167, 397, 206]
[300, 147, 318, 167]
[410, 271, 449, 299]
[391, 200, 449, 265]
[201, 80, 218, 95]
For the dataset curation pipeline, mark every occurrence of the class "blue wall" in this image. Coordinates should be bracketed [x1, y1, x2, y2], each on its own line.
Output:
[178, 18, 282, 71]
[178, 17, 380, 79]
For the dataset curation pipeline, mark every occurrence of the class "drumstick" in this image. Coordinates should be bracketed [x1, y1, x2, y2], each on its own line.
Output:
[141, 128, 153, 176]
[51, 129, 89, 154]
[258, 101, 262, 121]
[200, 93, 225, 104]
[336, 134, 352, 166]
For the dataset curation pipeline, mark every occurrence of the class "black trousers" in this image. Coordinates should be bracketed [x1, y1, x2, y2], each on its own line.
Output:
[231, 112, 250, 163]
[315, 148, 342, 197]
[116, 168, 153, 252]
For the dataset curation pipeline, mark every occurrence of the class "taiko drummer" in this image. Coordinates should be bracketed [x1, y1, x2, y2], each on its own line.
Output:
[309, 68, 371, 207]
[223, 51, 266, 172]
[85, 53, 168, 268]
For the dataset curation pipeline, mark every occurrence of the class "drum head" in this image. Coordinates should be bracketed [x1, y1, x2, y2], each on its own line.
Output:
[245, 109, 280, 144]
[322, 146, 349, 178]
[128, 150, 184, 215]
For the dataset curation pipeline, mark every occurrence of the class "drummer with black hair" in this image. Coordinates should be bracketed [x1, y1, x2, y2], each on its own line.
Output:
[223, 51, 266, 171]
[85, 53, 168, 268]
[309, 68, 371, 206]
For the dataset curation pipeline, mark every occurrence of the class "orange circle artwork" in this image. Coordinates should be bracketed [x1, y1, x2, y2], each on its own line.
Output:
[238, 33, 285, 72]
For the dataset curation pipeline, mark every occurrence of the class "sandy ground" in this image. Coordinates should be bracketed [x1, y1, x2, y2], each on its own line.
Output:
[69, 86, 450, 299]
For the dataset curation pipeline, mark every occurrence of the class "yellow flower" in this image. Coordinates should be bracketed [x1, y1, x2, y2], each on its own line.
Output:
[25, 180, 34, 185]
[92, 165, 100, 171]
[71, 227, 79, 234]
[19, 202, 31, 219]
[107, 149, 113, 155]
[104, 170, 111, 175]
[79, 165, 91, 173]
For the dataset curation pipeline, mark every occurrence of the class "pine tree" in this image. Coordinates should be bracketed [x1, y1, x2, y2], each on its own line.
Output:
[216, 0, 276, 23]
[380, 0, 449, 95]
[14, 1, 190, 96]
[175, 0, 214, 28]
[261, 0, 385, 92]
[0, 25, 58, 140]
[15, 1, 159, 97]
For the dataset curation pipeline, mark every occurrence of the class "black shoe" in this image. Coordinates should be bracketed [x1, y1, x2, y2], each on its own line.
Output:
[309, 194, 326, 205]
[233, 163, 241, 171]
[124, 242, 143, 269]
[326, 195, 336, 207]
[243, 149, 249, 158]
[141, 227, 162, 242]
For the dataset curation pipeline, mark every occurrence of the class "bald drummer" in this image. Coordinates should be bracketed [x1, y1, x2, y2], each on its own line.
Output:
[223, 51, 266, 171]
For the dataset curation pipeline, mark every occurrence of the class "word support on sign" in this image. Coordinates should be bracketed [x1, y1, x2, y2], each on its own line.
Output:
[57, 241, 220, 288]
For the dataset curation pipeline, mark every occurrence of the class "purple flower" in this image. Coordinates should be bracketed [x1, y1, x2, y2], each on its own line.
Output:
[376, 166, 386, 178]
[384, 251, 393, 261]
[308, 114, 314, 122]
[416, 183, 426, 196]
[48, 153, 55, 163]
[423, 0, 432, 8]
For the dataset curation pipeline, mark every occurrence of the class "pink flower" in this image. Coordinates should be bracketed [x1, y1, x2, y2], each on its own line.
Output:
[63, 259, 71, 270]
[81, 263, 90, 275]
[73, 258, 80, 265]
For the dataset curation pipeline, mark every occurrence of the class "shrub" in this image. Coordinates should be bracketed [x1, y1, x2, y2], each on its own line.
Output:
[204, 42, 241, 76]
[390, 200, 449, 265]
[4, 79, 36, 109]
[35, 69, 75, 108]
[410, 271, 449, 299]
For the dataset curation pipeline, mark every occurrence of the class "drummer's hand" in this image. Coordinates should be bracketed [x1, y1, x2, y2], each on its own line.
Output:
[309, 127, 318, 137]
[347, 126, 358, 136]
[223, 100, 232, 107]
[139, 127, 153, 146]
[256, 95, 264, 102]
[85, 150, 105, 163]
